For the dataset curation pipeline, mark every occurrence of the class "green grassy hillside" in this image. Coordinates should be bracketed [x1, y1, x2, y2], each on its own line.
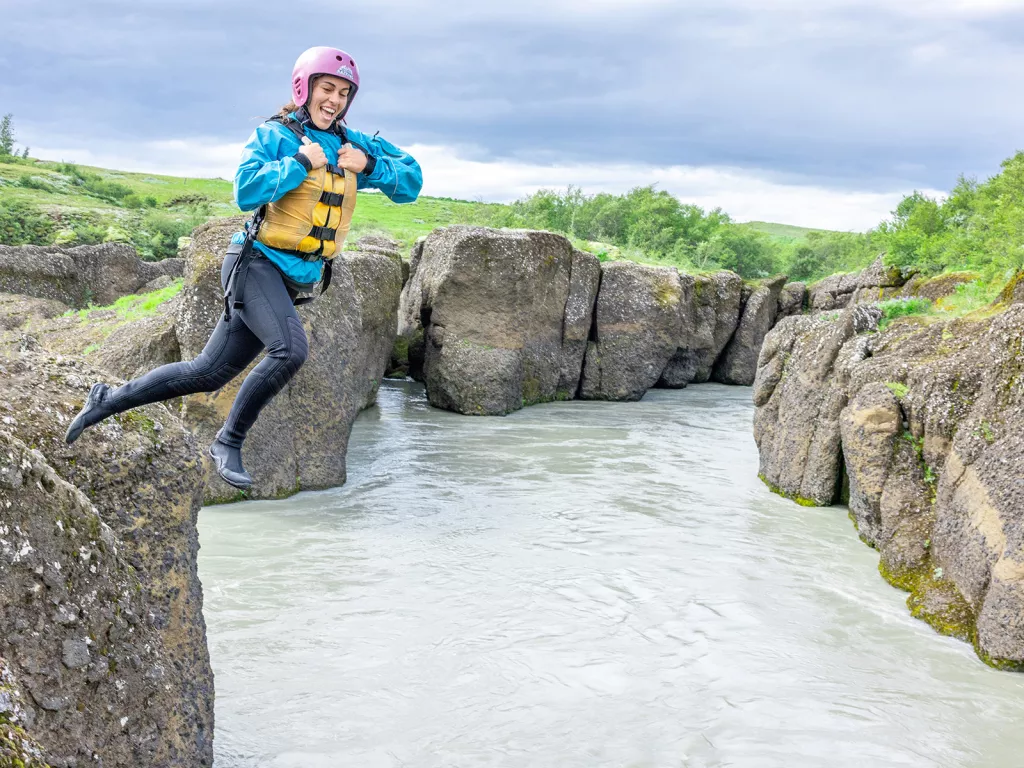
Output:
[0, 156, 500, 256]
[740, 221, 826, 243]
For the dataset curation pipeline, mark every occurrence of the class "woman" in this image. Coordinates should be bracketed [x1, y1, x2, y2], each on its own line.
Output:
[65, 46, 423, 490]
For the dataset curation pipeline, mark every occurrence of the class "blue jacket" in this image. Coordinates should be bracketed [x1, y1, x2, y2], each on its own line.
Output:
[232, 114, 422, 285]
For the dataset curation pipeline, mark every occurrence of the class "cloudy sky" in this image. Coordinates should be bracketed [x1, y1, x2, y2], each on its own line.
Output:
[3, 0, 1023, 230]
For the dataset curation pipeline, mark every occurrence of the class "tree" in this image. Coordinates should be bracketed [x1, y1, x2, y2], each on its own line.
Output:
[21, 147, 29, 159]
[0, 114, 13, 156]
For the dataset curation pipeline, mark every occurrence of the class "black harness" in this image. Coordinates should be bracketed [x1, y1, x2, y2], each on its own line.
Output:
[222, 108, 346, 321]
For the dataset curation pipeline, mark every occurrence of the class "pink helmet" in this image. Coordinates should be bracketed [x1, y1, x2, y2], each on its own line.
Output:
[292, 46, 360, 118]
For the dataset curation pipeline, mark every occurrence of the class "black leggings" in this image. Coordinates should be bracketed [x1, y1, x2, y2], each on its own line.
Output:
[103, 249, 309, 448]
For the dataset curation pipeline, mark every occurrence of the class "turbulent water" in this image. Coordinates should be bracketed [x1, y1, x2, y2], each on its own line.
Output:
[199, 382, 1024, 768]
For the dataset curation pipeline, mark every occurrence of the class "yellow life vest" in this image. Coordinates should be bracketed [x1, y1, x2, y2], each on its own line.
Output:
[256, 161, 358, 260]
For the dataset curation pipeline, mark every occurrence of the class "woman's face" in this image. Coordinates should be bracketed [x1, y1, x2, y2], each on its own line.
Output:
[306, 75, 352, 130]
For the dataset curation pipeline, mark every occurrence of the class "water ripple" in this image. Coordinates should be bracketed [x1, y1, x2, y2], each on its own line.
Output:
[200, 381, 1024, 768]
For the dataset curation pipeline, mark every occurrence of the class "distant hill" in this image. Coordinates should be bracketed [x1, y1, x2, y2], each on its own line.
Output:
[739, 221, 836, 243]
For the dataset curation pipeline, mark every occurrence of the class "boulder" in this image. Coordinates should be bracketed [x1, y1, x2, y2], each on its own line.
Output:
[175, 218, 402, 502]
[839, 382, 933, 581]
[753, 307, 873, 505]
[580, 261, 682, 401]
[777, 281, 807, 318]
[411, 226, 598, 415]
[92, 306, 182, 381]
[690, 271, 744, 383]
[392, 237, 428, 380]
[349, 234, 401, 260]
[656, 271, 743, 388]
[0, 293, 68, 332]
[0, 351, 212, 766]
[809, 257, 915, 311]
[713, 275, 787, 386]
[0, 243, 183, 309]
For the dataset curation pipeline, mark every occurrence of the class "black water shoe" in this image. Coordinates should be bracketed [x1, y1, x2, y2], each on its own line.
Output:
[65, 382, 112, 445]
[208, 438, 253, 490]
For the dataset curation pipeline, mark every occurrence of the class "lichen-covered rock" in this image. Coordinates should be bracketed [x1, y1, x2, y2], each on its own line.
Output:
[91, 306, 182, 381]
[558, 249, 602, 397]
[753, 307, 871, 505]
[390, 237, 427, 380]
[0, 293, 68, 332]
[580, 261, 682, 401]
[689, 271, 744, 384]
[808, 257, 917, 311]
[0, 243, 182, 309]
[713, 275, 787, 386]
[839, 382, 934, 580]
[0, 658, 49, 767]
[0, 351, 212, 765]
[897, 271, 979, 303]
[412, 226, 597, 414]
[755, 297, 1024, 669]
[777, 282, 806, 318]
[175, 218, 402, 501]
[349, 233, 401, 260]
[656, 271, 743, 388]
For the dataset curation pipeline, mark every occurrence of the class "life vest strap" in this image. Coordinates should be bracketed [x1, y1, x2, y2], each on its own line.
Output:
[320, 190, 345, 207]
[308, 225, 337, 241]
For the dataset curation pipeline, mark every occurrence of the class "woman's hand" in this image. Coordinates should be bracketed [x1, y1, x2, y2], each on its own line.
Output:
[298, 142, 328, 170]
[337, 144, 369, 173]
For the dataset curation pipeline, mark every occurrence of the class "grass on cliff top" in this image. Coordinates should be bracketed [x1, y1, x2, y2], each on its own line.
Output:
[878, 279, 1007, 329]
[72, 278, 184, 323]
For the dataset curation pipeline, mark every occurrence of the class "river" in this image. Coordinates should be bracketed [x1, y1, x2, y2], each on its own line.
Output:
[199, 381, 1024, 768]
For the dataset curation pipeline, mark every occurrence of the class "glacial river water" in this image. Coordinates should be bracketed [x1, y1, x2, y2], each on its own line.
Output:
[199, 381, 1024, 768]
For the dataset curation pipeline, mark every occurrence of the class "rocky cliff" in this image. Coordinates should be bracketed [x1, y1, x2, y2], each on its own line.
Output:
[0, 242, 183, 309]
[754, 292, 1024, 669]
[395, 226, 804, 413]
[0, 352, 213, 766]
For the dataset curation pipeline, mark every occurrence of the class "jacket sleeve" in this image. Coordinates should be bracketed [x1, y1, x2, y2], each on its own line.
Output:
[348, 129, 423, 204]
[234, 122, 310, 212]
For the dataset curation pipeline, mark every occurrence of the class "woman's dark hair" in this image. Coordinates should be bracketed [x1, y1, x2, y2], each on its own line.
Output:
[277, 74, 326, 117]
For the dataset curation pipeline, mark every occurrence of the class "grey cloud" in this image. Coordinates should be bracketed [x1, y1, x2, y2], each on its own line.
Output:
[2, 0, 1023, 192]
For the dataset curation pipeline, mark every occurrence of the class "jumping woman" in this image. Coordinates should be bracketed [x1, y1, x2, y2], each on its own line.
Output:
[65, 46, 423, 489]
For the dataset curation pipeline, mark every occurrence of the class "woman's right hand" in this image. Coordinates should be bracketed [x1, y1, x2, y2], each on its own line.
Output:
[298, 142, 327, 170]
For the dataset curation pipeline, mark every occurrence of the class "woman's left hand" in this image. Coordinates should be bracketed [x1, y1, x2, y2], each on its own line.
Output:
[337, 144, 369, 173]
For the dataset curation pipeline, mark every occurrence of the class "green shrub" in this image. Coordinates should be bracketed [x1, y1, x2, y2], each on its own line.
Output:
[72, 222, 108, 245]
[82, 177, 135, 203]
[0, 199, 55, 245]
[878, 153, 1024, 279]
[885, 381, 910, 399]
[132, 211, 204, 260]
[17, 174, 58, 193]
[879, 297, 932, 328]
[939, 279, 1001, 314]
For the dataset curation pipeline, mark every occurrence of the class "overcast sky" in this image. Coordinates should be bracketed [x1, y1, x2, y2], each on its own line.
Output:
[3, 0, 1023, 230]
